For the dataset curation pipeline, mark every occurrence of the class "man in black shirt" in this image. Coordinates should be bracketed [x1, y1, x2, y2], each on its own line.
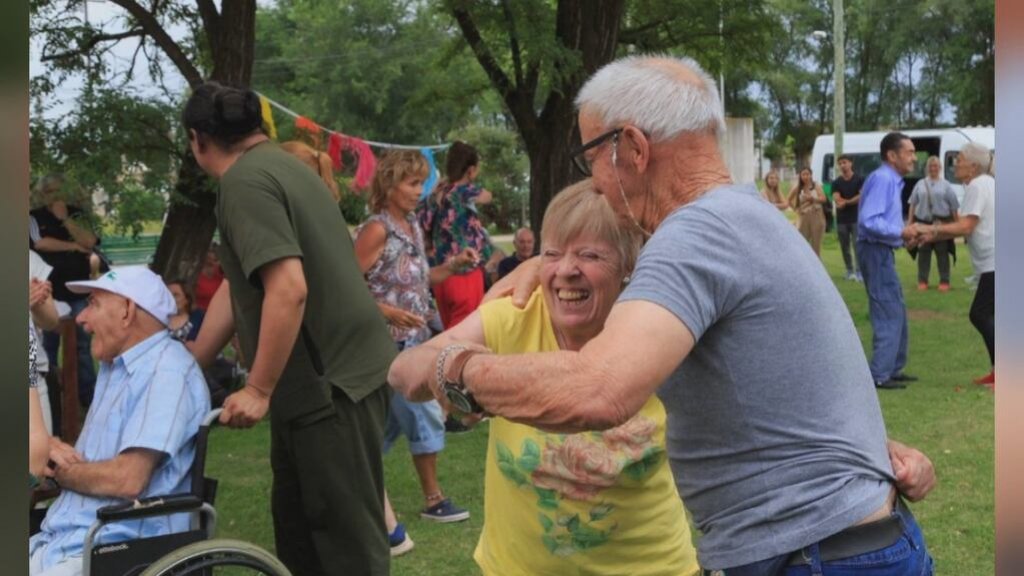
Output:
[496, 227, 535, 280]
[832, 155, 863, 282]
[30, 174, 100, 407]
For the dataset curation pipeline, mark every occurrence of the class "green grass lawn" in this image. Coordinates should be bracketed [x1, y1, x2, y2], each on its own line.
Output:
[204, 230, 994, 575]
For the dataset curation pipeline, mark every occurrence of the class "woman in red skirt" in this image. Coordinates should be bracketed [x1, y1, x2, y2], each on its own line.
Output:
[418, 141, 494, 329]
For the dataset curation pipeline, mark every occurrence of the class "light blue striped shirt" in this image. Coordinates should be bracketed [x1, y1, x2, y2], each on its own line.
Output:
[30, 331, 210, 569]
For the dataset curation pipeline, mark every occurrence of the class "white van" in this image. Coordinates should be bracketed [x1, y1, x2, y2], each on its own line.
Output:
[810, 127, 994, 207]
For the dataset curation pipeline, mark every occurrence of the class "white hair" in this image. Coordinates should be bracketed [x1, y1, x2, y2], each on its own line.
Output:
[959, 142, 995, 177]
[575, 54, 725, 141]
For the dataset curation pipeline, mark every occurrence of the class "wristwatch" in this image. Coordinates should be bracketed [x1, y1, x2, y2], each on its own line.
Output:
[436, 345, 484, 415]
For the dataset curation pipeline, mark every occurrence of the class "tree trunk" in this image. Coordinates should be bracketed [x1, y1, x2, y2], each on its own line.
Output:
[526, 0, 623, 238]
[523, 113, 580, 236]
[150, 0, 255, 282]
[150, 157, 218, 280]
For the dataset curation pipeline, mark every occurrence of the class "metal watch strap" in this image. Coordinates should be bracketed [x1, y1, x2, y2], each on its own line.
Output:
[436, 344, 467, 393]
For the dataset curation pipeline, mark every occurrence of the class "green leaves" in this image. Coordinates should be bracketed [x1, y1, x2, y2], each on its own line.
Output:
[538, 510, 614, 555]
[588, 503, 614, 522]
[496, 441, 528, 486]
[30, 88, 182, 237]
[535, 487, 558, 510]
[622, 447, 663, 481]
[761, 0, 993, 155]
[495, 437, 545, 488]
[539, 512, 554, 533]
[517, 438, 541, 472]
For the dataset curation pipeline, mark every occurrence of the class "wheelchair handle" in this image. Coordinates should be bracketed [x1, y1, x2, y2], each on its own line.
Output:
[202, 408, 224, 428]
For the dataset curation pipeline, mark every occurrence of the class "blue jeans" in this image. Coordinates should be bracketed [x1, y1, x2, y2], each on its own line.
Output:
[857, 242, 908, 383]
[42, 299, 97, 407]
[383, 390, 446, 455]
[383, 340, 446, 455]
[705, 500, 933, 575]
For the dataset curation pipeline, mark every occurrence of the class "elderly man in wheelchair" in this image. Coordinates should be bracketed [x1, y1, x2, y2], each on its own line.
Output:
[29, 267, 211, 576]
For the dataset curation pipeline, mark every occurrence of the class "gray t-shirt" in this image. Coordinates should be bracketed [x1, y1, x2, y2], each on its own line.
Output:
[909, 177, 959, 221]
[619, 183, 894, 570]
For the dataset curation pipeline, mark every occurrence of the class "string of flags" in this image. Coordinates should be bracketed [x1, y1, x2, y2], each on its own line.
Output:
[256, 91, 449, 196]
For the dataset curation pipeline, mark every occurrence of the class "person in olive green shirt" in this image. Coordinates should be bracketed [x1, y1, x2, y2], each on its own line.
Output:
[186, 82, 397, 576]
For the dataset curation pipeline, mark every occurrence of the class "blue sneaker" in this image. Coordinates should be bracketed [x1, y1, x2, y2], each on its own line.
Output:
[389, 523, 414, 557]
[420, 498, 470, 523]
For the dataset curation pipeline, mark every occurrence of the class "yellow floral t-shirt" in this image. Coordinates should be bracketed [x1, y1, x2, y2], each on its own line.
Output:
[474, 289, 699, 576]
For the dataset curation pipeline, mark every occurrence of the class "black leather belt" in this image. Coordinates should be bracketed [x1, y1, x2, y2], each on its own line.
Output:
[786, 499, 906, 566]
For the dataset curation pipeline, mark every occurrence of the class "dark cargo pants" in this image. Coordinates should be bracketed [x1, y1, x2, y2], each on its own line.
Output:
[270, 384, 390, 576]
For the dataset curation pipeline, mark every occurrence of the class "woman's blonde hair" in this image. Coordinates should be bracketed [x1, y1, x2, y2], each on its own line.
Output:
[541, 179, 643, 274]
[280, 140, 340, 201]
[369, 150, 430, 214]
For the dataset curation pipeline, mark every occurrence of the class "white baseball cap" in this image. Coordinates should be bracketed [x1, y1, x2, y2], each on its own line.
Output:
[66, 266, 177, 327]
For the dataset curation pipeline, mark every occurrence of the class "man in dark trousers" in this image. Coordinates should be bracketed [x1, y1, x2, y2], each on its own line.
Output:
[832, 155, 864, 282]
[30, 174, 100, 407]
[186, 82, 396, 575]
[857, 133, 920, 390]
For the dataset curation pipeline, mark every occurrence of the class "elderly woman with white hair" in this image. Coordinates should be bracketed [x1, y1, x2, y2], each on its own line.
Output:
[913, 142, 995, 387]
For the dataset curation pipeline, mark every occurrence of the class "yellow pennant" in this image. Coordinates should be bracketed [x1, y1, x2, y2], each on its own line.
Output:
[259, 95, 278, 140]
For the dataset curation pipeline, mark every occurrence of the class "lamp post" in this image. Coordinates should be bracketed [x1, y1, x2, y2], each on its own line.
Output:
[813, 0, 846, 176]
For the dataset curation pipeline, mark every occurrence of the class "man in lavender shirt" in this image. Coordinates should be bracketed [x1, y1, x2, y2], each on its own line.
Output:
[857, 132, 920, 389]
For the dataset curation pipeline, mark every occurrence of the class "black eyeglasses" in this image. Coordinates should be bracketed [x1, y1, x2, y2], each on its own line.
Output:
[570, 128, 623, 176]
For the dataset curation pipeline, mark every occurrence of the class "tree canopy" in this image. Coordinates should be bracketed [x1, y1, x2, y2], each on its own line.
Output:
[30, 0, 994, 258]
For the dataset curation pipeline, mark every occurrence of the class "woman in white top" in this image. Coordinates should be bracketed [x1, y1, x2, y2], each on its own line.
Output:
[912, 142, 995, 387]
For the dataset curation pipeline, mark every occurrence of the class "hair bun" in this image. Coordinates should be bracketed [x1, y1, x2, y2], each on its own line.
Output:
[214, 87, 262, 135]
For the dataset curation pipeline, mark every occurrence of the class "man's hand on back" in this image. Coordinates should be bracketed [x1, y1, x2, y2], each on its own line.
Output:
[888, 439, 936, 502]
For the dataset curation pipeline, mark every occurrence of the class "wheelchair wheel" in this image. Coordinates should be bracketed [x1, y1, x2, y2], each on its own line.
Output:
[139, 538, 292, 576]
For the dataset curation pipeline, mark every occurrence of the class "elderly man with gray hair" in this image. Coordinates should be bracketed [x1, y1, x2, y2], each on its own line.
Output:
[496, 227, 535, 280]
[911, 142, 995, 387]
[29, 266, 210, 576]
[392, 55, 934, 574]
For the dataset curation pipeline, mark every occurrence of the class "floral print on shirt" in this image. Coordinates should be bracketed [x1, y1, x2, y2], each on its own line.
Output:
[417, 182, 493, 268]
[359, 212, 439, 345]
[494, 414, 664, 556]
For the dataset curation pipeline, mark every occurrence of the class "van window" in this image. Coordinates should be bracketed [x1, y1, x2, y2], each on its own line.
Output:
[823, 153, 882, 182]
[946, 149, 995, 183]
[945, 152, 959, 183]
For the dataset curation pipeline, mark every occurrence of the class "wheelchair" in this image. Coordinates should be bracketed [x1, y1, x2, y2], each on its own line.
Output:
[63, 409, 290, 575]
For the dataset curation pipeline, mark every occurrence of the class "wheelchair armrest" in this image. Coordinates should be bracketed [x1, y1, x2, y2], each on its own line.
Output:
[96, 493, 204, 522]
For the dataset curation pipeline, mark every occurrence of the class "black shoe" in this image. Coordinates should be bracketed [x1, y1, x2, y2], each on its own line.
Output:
[891, 373, 918, 382]
[444, 416, 471, 434]
[875, 380, 907, 390]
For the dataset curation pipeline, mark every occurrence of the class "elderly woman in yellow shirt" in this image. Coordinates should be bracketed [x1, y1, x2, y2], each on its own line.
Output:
[391, 180, 699, 576]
